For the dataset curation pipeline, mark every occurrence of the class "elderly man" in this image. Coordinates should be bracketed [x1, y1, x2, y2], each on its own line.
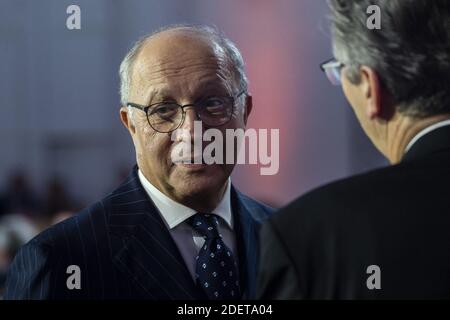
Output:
[258, 0, 450, 299]
[5, 25, 273, 300]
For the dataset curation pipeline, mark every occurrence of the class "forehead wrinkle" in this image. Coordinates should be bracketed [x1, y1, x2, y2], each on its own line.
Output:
[156, 75, 232, 104]
[132, 62, 233, 103]
[131, 72, 231, 106]
[137, 53, 230, 80]
[130, 31, 237, 103]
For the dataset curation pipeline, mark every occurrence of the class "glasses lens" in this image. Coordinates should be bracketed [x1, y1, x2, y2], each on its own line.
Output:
[197, 97, 233, 126]
[325, 64, 342, 86]
[147, 103, 183, 133]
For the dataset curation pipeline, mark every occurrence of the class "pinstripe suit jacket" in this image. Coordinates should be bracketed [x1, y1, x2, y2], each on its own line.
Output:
[4, 166, 273, 300]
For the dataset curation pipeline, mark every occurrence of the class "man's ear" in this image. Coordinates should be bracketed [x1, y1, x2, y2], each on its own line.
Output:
[120, 106, 136, 134]
[243, 94, 253, 125]
[359, 66, 383, 120]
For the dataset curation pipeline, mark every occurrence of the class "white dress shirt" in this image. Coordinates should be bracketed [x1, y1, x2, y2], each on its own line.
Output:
[404, 119, 450, 154]
[138, 170, 237, 281]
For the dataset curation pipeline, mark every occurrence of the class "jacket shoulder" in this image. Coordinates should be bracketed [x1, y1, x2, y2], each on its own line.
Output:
[266, 164, 414, 258]
[30, 200, 110, 252]
[274, 164, 408, 224]
[5, 200, 113, 299]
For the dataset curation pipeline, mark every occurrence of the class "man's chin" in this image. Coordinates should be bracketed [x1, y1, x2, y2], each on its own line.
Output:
[169, 163, 228, 195]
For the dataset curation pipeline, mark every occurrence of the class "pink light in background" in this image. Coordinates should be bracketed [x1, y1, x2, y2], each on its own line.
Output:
[204, 1, 313, 207]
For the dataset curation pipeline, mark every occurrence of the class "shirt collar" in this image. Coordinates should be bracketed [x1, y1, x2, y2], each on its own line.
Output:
[138, 169, 233, 230]
[404, 119, 450, 154]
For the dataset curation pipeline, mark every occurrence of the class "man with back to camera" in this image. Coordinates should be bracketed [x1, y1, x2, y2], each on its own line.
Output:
[257, 0, 450, 299]
[4, 25, 273, 300]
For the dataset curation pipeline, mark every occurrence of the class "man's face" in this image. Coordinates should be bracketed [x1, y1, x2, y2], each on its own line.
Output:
[121, 30, 251, 205]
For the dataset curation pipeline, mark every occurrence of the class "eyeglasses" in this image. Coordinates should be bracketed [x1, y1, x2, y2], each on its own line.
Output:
[127, 91, 246, 133]
[320, 58, 345, 86]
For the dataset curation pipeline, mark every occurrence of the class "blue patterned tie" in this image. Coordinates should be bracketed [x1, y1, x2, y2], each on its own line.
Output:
[189, 213, 241, 300]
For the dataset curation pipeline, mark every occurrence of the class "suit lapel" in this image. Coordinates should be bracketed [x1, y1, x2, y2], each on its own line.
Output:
[108, 168, 204, 300]
[231, 187, 265, 300]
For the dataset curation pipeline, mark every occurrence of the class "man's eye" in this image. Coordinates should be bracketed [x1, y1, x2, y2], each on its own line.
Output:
[152, 104, 178, 117]
[205, 105, 226, 116]
[201, 98, 229, 116]
[204, 98, 225, 108]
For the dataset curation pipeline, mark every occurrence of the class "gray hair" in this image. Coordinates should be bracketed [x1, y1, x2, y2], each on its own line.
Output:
[329, 0, 450, 118]
[119, 24, 249, 106]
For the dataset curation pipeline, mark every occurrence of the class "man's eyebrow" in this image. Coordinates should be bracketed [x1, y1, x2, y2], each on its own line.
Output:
[145, 83, 231, 104]
[193, 83, 230, 96]
[147, 89, 174, 104]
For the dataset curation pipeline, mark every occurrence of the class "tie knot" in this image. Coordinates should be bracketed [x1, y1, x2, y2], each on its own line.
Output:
[189, 213, 221, 239]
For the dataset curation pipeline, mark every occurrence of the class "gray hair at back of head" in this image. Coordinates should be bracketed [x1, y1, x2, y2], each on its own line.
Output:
[329, 0, 450, 118]
[119, 24, 249, 106]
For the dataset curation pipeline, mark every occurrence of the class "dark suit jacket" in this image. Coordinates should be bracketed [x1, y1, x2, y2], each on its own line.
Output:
[5, 166, 273, 300]
[257, 125, 450, 299]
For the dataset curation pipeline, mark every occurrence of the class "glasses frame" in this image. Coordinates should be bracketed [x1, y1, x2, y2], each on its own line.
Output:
[320, 58, 345, 86]
[127, 90, 247, 133]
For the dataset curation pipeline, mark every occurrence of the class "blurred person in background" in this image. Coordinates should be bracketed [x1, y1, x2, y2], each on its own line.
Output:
[258, 0, 450, 299]
[5, 24, 273, 300]
[0, 214, 39, 298]
[0, 172, 39, 218]
[42, 178, 76, 221]
[0, 173, 75, 299]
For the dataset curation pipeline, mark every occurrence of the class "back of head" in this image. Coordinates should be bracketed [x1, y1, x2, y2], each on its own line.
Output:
[329, 0, 450, 118]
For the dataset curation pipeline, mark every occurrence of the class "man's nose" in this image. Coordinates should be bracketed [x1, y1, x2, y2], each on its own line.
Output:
[180, 107, 199, 134]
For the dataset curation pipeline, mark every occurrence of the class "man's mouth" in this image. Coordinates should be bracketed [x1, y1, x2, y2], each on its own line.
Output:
[177, 162, 209, 170]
